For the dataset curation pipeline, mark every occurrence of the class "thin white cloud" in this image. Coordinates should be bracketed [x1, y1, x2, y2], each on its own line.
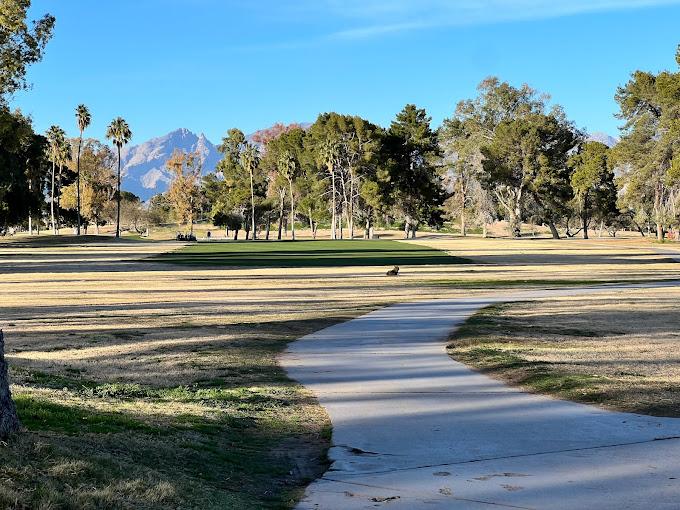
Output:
[318, 0, 680, 39]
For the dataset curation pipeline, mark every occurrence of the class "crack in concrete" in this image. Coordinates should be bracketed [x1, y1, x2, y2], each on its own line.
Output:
[332, 435, 680, 477]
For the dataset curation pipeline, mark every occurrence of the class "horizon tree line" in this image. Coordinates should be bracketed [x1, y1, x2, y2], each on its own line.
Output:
[1, 0, 678, 242]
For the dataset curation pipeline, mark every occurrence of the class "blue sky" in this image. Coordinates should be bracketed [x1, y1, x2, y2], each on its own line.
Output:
[11, 0, 680, 144]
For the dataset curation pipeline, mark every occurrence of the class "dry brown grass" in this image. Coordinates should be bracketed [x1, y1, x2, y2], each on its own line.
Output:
[1, 233, 679, 508]
[449, 288, 680, 417]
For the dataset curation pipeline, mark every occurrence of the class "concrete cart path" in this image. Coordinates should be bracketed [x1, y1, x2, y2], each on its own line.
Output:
[281, 283, 680, 510]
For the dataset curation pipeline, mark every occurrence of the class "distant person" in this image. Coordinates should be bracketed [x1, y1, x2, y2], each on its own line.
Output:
[207, 231, 211, 240]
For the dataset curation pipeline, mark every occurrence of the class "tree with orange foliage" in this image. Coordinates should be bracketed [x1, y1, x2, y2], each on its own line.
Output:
[166, 149, 202, 234]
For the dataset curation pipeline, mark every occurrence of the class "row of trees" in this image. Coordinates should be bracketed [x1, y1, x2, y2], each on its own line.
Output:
[184, 107, 445, 240]
[160, 88, 617, 241]
[42, 112, 132, 237]
[1, 0, 678, 242]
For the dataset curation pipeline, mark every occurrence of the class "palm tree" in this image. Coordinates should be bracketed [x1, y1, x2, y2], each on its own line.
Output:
[240, 144, 259, 240]
[106, 118, 132, 238]
[75, 105, 91, 235]
[279, 152, 298, 241]
[46, 126, 66, 235]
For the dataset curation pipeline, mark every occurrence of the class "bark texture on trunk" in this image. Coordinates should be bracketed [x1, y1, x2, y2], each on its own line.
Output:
[0, 330, 21, 439]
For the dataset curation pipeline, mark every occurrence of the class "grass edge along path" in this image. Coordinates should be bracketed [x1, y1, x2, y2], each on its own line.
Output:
[447, 299, 680, 417]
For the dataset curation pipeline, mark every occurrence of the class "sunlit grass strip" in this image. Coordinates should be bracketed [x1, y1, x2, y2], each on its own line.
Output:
[151, 239, 469, 268]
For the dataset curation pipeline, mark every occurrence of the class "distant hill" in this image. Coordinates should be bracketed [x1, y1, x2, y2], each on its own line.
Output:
[120, 128, 221, 201]
[587, 132, 619, 148]
[120, 124, 311, 201]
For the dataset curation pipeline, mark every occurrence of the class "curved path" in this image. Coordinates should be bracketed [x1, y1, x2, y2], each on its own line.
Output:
[282, 283, 680, 510]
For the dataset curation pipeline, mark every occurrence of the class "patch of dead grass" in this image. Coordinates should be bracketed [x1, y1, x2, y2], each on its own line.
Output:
[449, 289, 680, 416]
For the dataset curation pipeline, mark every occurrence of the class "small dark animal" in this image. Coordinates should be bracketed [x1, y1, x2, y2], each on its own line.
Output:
[386, 266, 400, 276]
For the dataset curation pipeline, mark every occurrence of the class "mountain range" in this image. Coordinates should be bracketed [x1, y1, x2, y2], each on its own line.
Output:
[120, 127, 298, 201]
[120, 128, 221, 201]
[121, 128, 620, 201]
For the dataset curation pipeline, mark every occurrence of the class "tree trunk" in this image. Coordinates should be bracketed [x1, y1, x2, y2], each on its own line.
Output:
[234, 229, 239, 240]
[0, 331, 21, 439]
[28, 179, 33, 236]
[508, 208, 521, 238]
[330, 168, 337, 240]
[76, 133, 83, 236]
[116, 146, 122, 239]
[278, 194, 285, 240]
[289, 181, 295, 241]
[349, 177, 355, 240]
[249, 167, 256, 240]
[548, 221, 561, 240]
[657, 223, 665, 241]
[460, 186, 466, 236]
[503, 187, 523, 238]
[265, 213, 271, 240]
[56, 165, 63, 235]
[51, 160, 56, 235]
[482, 223, 488, 238]
[598, 220, 604, 238]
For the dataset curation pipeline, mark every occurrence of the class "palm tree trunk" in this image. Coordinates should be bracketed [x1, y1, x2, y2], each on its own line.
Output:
[289, 180, 295, 241]
[56, 164, 64, 234]
[76, 132, 83, 235]
[116, 145, 121, 239]
[249, 168, 256, 240]
[51, 160, 56, 235]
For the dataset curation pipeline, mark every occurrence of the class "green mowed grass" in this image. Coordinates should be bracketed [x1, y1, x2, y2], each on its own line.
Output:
[152, 240, 467, 267]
